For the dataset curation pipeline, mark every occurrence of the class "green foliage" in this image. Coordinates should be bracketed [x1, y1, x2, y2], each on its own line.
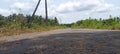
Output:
[72, 16, 120, 30]
[0, 13, 60, 28]
[0, 13, 63, 37]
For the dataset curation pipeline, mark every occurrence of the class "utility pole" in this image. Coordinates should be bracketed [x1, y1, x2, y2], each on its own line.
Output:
[45, 0, 48, 26]
[32, 0, 41, 17]
[28, 0, 41, 28]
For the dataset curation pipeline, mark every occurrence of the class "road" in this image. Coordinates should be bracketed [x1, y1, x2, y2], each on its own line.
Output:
[0, 29, 120, 54]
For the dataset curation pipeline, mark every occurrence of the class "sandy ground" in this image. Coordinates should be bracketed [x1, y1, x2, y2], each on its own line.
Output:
[0, 29, 120, 54]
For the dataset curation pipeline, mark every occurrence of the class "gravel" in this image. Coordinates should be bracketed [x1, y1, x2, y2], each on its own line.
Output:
[0, 29, 120, 54]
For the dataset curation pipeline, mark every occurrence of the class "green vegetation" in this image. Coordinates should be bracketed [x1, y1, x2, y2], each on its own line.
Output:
[0, 13, 120, 37]
[71, 15, 120, 30]
[0, 14, 65, 37]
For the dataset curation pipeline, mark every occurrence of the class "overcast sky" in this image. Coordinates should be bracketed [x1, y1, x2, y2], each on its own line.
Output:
[0, 0, 120, 24]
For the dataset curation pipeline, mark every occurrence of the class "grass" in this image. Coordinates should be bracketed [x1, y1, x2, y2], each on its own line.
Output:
[0, 26, 66, 37]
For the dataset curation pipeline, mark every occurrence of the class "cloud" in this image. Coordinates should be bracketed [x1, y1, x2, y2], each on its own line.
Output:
[1, 0, 18, 2]
[0, 8, 11, 16]
[55, 0, 98, 13]
[0, 0, 120, 19]
[87, 1, 120, 15]
[0, 0, 35, 16]
[55, 0, 120, 14]
[11, 2, 30, 9]
[9, 1, 36, 15]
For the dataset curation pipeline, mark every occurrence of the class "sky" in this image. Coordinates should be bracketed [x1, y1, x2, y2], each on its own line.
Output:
[0, 0, 120, 24]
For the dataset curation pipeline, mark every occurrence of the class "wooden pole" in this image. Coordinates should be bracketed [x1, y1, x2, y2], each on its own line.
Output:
[45, 0, 48, 26]
[28, 0, 41, 28]
[32, 0, 41, 17]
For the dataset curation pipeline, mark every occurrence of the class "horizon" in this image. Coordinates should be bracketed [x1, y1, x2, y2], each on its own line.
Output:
[0, 13, 119, 24]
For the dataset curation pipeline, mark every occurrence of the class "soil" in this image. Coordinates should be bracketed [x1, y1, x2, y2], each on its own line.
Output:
[0, 29, 120, 54]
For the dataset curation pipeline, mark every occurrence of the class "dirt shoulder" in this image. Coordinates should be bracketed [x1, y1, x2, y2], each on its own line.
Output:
[0, 29, 63, 42]
[0, 29, 119, 42]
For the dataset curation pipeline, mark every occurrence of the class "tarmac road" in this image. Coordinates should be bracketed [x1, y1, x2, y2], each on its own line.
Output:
[0, 29, 120, 54]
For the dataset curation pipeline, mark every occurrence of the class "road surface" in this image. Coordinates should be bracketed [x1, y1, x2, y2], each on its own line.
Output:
[0, 29, 120, 54]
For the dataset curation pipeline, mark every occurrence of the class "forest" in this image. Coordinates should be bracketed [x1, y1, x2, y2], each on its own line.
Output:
[71, 15, 120, 30]
[0, 13, 65, 36]
[0, 14, 120, 37]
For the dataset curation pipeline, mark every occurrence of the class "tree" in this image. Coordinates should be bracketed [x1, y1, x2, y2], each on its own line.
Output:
[0, 15, 5, 27]
[54, 17, 59, 25]
[71, 16, 120, 30]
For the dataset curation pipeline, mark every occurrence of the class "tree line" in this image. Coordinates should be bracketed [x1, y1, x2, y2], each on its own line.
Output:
[71, 15, 120, 30]
[1, 14, 120, 30]
[0, 14, 120, 36]
[0, 13, 59, 29]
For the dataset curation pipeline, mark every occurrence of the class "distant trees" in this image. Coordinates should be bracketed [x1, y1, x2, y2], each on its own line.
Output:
[0, 13, 65, 36]
[72, 16, 120, 30]
[1, 13, 120, 30]
[0, 15, 5, 27]
[0, 13, 59, 29]
[49, 17, 59, 26]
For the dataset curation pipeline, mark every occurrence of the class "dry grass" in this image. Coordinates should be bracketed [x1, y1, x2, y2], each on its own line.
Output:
[0, 26, 65, 37]
[0, 28, 35, 37]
